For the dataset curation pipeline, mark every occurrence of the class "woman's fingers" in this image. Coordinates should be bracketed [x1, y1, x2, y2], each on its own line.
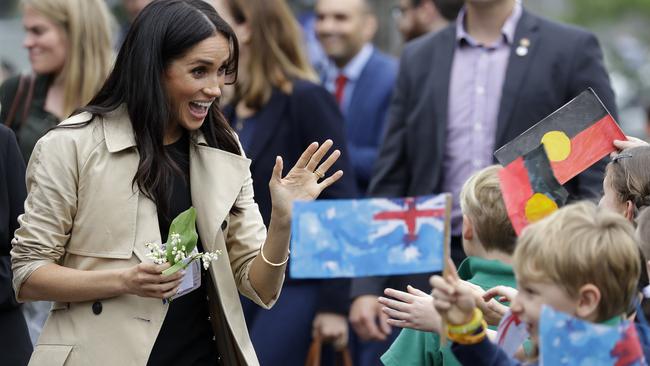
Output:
[313, 149, 341, 177]
[317, 170, 343, 190]
[294, 142, 319, 169]
[305, 139, 333, 172]
[271, 156, 284, 182]
[141, 278, 183, 297]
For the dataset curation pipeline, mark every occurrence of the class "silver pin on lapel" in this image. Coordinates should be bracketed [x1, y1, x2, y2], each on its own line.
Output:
[516, 38, 530, 57]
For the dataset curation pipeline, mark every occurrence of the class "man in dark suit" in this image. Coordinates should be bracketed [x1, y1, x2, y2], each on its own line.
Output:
[0, 125, 32, 365]
[348, 0, 617, 361]
[315, 0, 397, 195]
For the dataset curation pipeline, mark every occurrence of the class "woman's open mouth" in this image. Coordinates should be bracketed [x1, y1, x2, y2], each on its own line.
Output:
[189, 101, 212, 119]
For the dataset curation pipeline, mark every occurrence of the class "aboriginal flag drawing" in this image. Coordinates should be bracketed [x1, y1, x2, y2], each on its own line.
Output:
[499, 145, 569, 235]
[494, 88, 625, 184]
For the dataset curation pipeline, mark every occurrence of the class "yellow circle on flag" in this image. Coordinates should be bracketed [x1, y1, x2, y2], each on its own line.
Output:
[525, 193, 559, 223]
[541, 131, 571, 162]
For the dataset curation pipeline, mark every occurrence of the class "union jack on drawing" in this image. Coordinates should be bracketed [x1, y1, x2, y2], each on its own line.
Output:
[289, 194, 451, 278]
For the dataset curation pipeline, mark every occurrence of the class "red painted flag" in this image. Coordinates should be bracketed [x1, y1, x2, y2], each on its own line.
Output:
[499, 145, 568, 235]
[494, 88, 624, 184]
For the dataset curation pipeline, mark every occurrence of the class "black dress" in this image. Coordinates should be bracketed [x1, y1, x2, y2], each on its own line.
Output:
[147, 134, 219, 365]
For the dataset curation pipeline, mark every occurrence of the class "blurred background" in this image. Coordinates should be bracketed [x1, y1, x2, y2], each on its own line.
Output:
[1, 0, 649, 137]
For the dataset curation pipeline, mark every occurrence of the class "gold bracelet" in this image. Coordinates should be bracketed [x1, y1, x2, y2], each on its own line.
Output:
[259, 241, 290, 267]
[447, 320, 488, 345]
[448, 308, 483, 335]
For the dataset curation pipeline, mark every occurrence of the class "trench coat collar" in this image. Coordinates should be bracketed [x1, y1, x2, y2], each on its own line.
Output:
[102, 105, 213, 152]
[101, 106, 251, 254]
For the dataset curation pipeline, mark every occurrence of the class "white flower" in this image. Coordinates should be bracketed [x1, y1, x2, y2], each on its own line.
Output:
[200, 250, 222, 270]
[145, 242, 168, 265]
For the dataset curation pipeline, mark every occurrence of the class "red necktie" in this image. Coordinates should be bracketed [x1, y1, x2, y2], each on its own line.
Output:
[334, 74, 347, 106]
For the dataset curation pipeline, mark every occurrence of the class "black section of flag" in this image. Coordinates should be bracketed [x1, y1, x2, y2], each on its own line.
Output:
[494, 88, 610, 165]
[523, 145, 568, 207]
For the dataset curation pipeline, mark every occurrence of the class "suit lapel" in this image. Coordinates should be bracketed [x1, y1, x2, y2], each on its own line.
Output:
[190, 141, 251, 253]
[347, 50, 376, 136]
[495, 11, 540, 148]
[430, 27, 456, 155]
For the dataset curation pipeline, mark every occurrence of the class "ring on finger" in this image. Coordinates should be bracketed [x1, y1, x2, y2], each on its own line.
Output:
[313, 170, 325, 180]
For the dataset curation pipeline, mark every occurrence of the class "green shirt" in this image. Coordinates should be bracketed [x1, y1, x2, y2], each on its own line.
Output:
[381, 256, 516, 366]
[0, 74, 59, 162]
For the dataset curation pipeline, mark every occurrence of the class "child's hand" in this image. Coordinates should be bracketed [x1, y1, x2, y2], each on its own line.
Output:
[483, 285, 518, 304]
[460, 280, 507, 326]
[430, 259, 477, 325]
[378, 285, 442, 333]
[612, 136, 648, 156]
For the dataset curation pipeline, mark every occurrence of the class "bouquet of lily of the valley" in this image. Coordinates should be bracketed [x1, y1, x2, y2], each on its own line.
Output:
[145, 207, 222, 276]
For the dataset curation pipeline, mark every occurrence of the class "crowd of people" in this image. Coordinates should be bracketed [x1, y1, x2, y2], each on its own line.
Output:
[1, 0, 649, 365]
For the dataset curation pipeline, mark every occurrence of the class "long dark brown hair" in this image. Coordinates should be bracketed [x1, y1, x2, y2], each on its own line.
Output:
[81, 0, 240, 214]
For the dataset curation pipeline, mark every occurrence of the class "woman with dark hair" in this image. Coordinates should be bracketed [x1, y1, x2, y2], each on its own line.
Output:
[210, 0, 358, 364]
[10, 1, 343, 365]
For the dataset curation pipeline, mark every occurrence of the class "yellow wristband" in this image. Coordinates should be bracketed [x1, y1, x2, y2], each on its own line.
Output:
[447, 320, 488, 345]
[448, 308, 483, 335]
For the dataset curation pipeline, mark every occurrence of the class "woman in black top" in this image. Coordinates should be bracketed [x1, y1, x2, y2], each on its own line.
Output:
[10, 1, 345, 364]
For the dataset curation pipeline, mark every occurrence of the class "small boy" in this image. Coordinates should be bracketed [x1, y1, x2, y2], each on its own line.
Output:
[432, 202, 646, 365]
[380, 165, 517, 365]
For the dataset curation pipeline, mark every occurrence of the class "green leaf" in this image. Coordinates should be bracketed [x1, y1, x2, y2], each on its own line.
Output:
[161, 253, 203, 276]
[164, 207, 199, 264]
[162, 260, 187, 276]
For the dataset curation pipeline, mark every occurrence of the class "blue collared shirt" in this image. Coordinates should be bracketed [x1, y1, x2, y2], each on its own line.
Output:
[322, 43, 374, 115]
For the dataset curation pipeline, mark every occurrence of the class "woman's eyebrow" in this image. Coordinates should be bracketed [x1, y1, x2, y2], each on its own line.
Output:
[188, 59, 215, 66]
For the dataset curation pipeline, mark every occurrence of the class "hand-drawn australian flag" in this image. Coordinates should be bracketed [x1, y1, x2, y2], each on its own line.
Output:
[540, 306, 647, 366]
[290, 194, 451, 278]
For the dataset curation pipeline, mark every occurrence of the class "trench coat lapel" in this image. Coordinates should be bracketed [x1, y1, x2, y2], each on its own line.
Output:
[101, 108, 161, 262]
[189, 137, 251, 253]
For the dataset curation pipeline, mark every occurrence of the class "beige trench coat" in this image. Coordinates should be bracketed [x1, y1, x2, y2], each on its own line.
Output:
[11, 107, 281, 365]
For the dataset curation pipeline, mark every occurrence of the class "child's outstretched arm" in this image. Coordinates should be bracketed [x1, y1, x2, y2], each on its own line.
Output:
[430, 260, 523, 366]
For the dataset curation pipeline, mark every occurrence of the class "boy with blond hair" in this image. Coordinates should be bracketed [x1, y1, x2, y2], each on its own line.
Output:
[380, 165, 517, 365]
[432, 202, 650, 365]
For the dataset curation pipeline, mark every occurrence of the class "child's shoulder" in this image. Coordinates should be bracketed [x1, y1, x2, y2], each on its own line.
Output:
[381, 328, 442, 366]
[459, 256, 516, 290]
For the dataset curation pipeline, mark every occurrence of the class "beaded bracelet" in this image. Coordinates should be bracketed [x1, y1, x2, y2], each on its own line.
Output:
[447, 320, 488, 345]
[259, 241, 290, 267]
[447, 308, 484, 335]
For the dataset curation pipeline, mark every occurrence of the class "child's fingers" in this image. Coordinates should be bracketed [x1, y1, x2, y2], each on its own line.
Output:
[381, 306, 410, 321]
[377, 296, 411, 312]
[434, 297, 452, 309]
[430, 275, 455, 296]
[483, 285, 518, 303]
[386, 319, 409, 329]
[444, 258, 460, 281]
[384, 288, 415, 303]
[406, 285, 429, 297]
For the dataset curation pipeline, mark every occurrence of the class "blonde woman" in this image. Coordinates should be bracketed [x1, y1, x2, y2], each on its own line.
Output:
[0, 0, 113, 162]
[211, 0, 358, 364]
[0, 0, 113, 346]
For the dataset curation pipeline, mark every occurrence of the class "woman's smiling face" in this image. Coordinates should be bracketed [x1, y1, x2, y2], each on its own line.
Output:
[163, 33, 231, 142]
